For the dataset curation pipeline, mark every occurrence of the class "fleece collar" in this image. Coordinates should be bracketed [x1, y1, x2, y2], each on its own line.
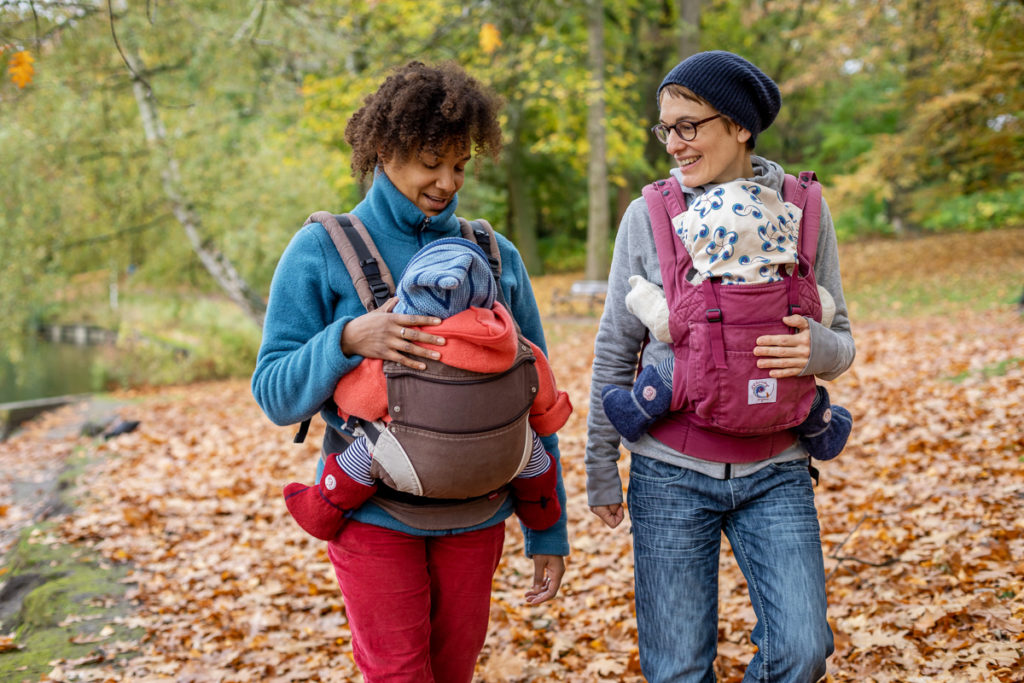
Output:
[351, 168, 461, 242]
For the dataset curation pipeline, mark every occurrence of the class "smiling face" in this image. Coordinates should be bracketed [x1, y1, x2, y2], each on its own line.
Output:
[658, 90, 753, 188]
[381, 144, 471, 216]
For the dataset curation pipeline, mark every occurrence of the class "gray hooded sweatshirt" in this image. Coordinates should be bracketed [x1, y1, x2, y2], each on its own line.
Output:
[585, 156, 856, 507]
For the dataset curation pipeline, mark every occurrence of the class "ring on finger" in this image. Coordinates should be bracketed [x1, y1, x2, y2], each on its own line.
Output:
[400, 327, 406, 339]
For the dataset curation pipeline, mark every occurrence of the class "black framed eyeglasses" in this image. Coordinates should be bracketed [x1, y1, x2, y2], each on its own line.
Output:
[651, 114, 722, 143]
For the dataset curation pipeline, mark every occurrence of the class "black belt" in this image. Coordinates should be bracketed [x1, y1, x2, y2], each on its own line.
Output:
[375, 483, 504, 507]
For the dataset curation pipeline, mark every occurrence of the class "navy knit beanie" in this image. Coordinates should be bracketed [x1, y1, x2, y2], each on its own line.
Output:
[394, 237, 496, 319]
[658, 50, 781, 143]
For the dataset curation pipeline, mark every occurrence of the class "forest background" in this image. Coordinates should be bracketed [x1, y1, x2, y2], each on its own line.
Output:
[1, 0, 1023, 389]
[2, 2, 1024, 681]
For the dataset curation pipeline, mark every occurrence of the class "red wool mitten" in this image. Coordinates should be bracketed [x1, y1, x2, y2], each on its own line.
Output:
[283, 455, 377, 541]
[509, 452, 562, 531]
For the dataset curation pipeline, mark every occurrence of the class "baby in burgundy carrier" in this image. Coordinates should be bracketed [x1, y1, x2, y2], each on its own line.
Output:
[601, 179, 852, 459]
[284, 238, 572, 540]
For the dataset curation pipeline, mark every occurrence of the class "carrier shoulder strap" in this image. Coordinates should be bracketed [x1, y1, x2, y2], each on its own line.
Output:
[458, 217, 507, 307]
[305, 211, 395, 311]
[642, 178, 691, 314]
[781, 171, 823, 276]
[294, 211, 395, 443]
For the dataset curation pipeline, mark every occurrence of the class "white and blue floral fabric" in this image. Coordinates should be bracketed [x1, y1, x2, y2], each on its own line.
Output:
[671, 180, 802, 285]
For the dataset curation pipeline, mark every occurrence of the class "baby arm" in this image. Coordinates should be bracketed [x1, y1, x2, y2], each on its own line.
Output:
[625, 275, 673, 343]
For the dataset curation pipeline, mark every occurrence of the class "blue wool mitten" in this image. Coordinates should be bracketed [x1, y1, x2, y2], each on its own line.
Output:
[793, 385, 853, 461]
[601, 362, 673, 442]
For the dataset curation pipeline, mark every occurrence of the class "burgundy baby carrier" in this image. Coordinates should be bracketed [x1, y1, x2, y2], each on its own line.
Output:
[642, 172, 824, 463]
[296, 211, 540, 529]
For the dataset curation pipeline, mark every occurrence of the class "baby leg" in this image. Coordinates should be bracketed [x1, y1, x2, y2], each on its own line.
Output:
[601, 357, 675, 442]
[283, 436, 379, 540]
[509, 433, 561, 530]
[793, 386, 853, 461]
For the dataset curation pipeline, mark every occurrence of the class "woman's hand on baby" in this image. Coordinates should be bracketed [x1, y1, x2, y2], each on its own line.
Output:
[753, 314, 811, 378]
[525, 554, 565, 605]
[340, 297, 445, 370]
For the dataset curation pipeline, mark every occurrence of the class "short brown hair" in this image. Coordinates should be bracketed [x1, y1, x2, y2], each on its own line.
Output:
[345, 61, 503, 181]
[658, 84, 754, 151]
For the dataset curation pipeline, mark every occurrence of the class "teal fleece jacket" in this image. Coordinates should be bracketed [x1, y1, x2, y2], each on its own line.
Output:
[252, 170, 569, 557]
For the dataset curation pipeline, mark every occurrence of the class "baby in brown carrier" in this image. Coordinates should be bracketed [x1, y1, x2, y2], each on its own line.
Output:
[284, 238, 572, 540]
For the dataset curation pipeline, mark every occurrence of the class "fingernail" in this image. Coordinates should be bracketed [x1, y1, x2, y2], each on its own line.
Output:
[430, 352, 441, 360]
[434, 336, 445, 345]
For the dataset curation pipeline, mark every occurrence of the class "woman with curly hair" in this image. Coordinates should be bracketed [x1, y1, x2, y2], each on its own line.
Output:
[252, 61, 569, 682]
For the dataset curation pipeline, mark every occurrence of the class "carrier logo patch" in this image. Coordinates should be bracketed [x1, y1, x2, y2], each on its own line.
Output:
[748, 378, 777, 405]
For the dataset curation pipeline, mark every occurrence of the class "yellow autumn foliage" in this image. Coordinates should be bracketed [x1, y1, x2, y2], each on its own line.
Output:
[7, 50, 34, 88]
[479, 22, 502, 55]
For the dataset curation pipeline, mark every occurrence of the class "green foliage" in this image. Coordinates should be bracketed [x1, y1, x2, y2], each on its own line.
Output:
[98, 293, 262, 388]
[2, 0, 1023, 390]
[916, 175, 1024, 232]
[539, 231, 589, 273]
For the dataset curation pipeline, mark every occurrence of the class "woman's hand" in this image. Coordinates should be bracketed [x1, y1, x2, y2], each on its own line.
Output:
[340, 297, 445, 370]
[525, 554, 565, 605]
[753, 314, 811, 378]
[590, 504, 625, 529]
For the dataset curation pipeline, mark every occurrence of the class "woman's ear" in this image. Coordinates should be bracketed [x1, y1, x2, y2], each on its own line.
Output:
[736, 127, 752, 144]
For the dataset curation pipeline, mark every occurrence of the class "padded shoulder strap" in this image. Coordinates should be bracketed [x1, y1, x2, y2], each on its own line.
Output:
[458, 217, 507, 307]
[304, 211, 395, 311]
[293, 212, 395, 444]
[781, 172, 823, 276]
[642, 178, 692, 312]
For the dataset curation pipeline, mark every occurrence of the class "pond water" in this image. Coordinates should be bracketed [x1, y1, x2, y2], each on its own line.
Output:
[0, 338, 110, 403]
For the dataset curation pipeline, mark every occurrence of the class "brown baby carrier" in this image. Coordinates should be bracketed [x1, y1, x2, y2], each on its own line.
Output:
[295, 212, 539, 529]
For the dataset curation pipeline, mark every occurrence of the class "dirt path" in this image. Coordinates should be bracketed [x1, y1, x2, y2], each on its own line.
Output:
[0, 398, 144, 681]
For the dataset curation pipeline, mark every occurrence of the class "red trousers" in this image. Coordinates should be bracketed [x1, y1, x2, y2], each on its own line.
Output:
[327, 520, 505, 682]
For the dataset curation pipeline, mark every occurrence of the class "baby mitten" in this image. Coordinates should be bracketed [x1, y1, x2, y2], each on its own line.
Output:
[625, 275, 673, 343]
[509, 451, 562, 530]
[793, 385, 853, 461]
[601, 362, 673, 442]
[817, 285, 836, 328]
[283, 454, 378, 541]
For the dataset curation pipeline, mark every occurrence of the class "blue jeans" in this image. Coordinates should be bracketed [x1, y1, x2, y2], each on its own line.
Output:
[627, 454, 833, 682]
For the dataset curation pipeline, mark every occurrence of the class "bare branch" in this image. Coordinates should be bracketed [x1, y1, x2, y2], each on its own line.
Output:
[106, 0, 152, 95]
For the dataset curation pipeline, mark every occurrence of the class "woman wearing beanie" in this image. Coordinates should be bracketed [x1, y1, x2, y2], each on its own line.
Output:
[586, 50, 855, 682]
[252, 62, 569, 682]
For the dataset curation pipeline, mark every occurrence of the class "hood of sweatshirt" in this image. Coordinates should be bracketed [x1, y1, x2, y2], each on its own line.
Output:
[414, 303, 520, 373]
[670, 155, 786, 203]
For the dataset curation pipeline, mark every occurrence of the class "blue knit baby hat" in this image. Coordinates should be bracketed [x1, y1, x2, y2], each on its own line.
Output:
[658, 50, 781, 144]
[394, 237, 496, 319]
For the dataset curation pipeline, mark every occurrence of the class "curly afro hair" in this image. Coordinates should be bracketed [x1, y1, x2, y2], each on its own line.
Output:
[345, 61, 503, 182]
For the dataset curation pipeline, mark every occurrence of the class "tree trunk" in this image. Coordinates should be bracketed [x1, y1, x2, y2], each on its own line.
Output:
[505, 103, 542, 274]
[125, 50, 267, 327]
[584, 0, 609, 282]
[678, 0, 700, 60]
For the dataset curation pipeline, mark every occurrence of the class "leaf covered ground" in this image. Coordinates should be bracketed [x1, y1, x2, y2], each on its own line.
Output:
[2, 230, 1023, 682]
